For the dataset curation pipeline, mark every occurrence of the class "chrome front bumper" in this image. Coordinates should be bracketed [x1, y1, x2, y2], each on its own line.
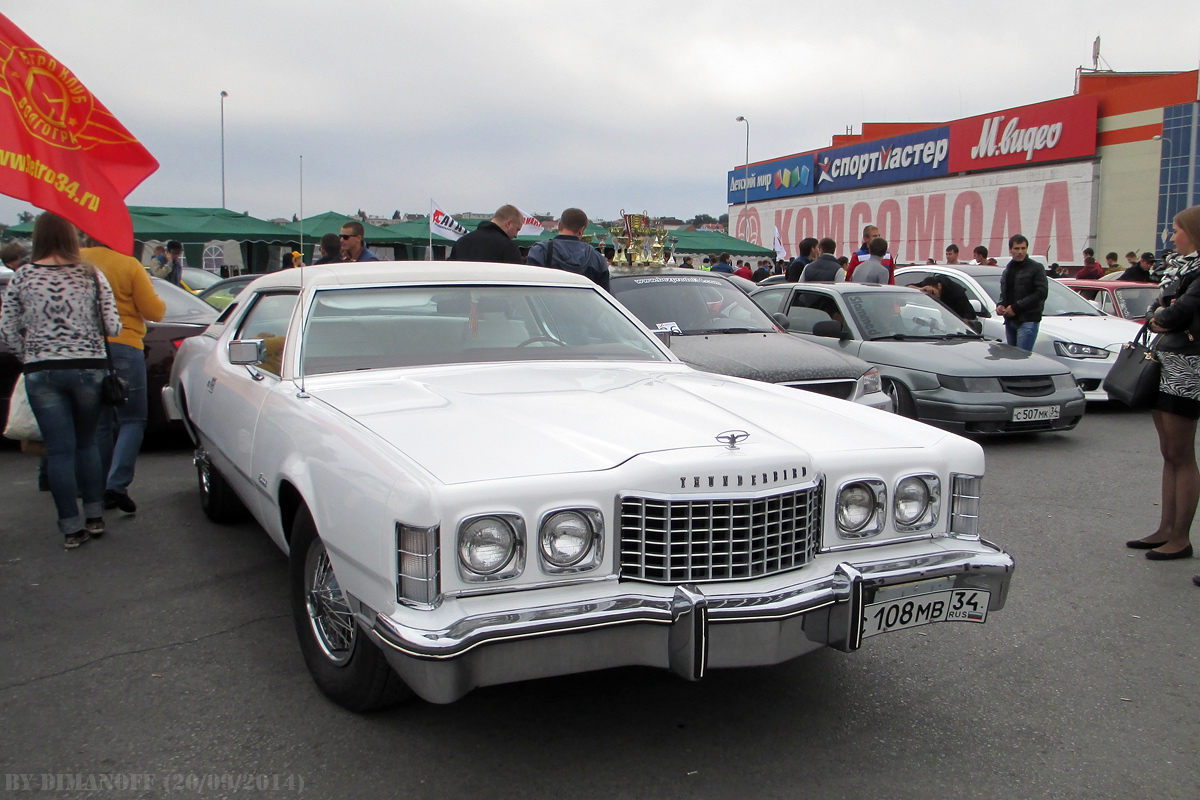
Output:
[363, 540, 1013, 704]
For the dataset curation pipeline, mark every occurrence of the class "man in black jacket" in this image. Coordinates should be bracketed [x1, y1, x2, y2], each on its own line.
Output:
[996, 234, 1047, 351]
[1119, 252, 1156, 283]
[313, 233, 342, 265]
[448, 205, 524, 263]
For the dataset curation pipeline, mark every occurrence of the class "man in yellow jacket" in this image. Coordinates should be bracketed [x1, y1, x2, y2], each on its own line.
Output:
[82, 239, 166, 513]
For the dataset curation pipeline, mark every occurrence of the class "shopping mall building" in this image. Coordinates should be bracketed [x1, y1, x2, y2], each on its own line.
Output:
[728, 69, 1199, 265]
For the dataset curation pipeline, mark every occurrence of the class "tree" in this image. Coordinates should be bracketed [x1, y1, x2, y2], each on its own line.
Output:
[718, 213, 729, 228]
[691, 213, 718, 227]
[17, 211, 33, 224]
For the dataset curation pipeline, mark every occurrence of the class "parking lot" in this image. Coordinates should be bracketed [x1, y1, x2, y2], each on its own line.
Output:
[1, 406, 1197, 800]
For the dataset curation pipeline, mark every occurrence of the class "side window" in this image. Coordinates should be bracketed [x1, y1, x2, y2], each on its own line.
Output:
[899, 270, 931, 287]
[752, 287, 790, 313]
[788, 290, 842, 334]
[1097, 292, 1115, 315]
[235, 292, 299, 376]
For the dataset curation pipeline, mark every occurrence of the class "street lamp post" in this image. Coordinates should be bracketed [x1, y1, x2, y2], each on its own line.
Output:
[220, 90, 228, 209]
[736, 116, 749, 239]
[1154, 134, 1174, 247]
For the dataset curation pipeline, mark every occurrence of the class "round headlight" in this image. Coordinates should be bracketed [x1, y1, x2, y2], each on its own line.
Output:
[837, 483, 876, 532]
[894, 477, 930, 525]
[459, 517, 516, 575]
[540, 511, 592, 567]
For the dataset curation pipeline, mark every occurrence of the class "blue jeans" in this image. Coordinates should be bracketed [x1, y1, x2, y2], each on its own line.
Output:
[1005, 320, 1040, 351]
[96, 342, 148, 494]
[25, 369, 106, 535]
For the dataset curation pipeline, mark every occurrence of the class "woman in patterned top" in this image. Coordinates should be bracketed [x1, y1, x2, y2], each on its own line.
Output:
[0, 212, 121, 549]
[1127, 204, 1200, 571]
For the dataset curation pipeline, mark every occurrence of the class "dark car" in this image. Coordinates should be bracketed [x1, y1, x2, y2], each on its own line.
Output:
[749, 281, 1087, 435]
[0, 272, 215, 437]
[608, 267, 892, 410]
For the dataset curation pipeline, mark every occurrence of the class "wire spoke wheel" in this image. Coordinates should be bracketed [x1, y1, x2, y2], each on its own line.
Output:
[304, 539, 355, 665]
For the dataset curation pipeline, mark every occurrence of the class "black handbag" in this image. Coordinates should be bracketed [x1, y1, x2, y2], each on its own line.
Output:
[91, 272, 129, 406]
[1103, 321, 1160, 408]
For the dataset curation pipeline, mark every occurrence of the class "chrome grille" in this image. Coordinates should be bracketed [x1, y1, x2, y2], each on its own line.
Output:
[619, 483, 822, 583]
[999, 376, 1054, 397]
[783, 379, 856, 401]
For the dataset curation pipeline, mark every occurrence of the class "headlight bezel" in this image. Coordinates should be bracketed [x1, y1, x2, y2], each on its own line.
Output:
[457, 513, 525, 582]
[1052, 373, 1080, 391]
[1053, 340, 1111, 359]
[836, 479, 886, 538]
[857, 367, 883, 397]
[538, 508, 604, 574]
[893, 474, 941, 531]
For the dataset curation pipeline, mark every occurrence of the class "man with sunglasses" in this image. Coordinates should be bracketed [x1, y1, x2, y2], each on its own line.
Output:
[339, 221, 379, 262]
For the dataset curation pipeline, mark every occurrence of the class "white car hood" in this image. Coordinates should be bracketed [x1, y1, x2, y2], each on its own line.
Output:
[307, 363, 936, 485]
[1037, 314, 1143, 349]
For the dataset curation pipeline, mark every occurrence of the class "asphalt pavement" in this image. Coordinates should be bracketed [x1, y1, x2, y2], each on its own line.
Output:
[0, 407, 1197, 800]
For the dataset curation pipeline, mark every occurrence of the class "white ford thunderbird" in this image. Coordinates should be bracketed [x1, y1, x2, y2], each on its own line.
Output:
[164, 262, 1014, 711]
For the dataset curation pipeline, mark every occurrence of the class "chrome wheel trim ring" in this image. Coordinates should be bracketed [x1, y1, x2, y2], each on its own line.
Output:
[198, 459, 212, 499]
[304, 537, 355, 665]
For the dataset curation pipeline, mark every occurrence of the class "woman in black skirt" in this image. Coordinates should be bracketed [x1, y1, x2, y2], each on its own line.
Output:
[1127, 204, 1200, 580]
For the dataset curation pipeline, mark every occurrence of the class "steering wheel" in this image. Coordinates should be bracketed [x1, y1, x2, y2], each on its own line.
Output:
[517, 336, 565, 347]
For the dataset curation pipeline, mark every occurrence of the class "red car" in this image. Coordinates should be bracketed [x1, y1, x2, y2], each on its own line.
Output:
[0, 274, 216, 437]
[1057, 279, 1159, 323]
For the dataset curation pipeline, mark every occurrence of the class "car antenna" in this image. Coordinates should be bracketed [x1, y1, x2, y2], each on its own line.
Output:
[297, 154, 310, 399]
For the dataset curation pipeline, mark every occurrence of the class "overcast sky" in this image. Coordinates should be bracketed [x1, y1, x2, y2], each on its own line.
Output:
[2, 0, 1198, 226]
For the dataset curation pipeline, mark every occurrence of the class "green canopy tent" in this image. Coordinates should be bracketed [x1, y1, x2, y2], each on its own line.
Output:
[3, 205, 300, 273]
[664, 229, 777, 259]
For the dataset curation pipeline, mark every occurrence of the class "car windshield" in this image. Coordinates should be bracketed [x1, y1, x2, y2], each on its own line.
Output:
[181, 267, 222, 291]
[150, 277, 219, 324]
[300, 284, 668, 375]
[199, 278, 252, 310]
[1113, 286, 1158, 318]
[841, 290, 979, 340]
[974, 274, 1102, 316]
[609, 274, 776, 334]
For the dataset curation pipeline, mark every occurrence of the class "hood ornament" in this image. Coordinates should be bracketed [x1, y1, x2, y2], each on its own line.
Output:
[715, 430, 749, 449]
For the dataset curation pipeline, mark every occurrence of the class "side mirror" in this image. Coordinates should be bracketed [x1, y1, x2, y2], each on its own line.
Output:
[969, 298, 991, 318]
[229, 338, 266, 365]
[772, 312, 791, 330]
[811, 320, 847, 339]
[652, 330, 672, 349]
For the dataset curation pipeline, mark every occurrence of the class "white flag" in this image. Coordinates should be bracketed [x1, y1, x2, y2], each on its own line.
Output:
[773, 226, 788, 260]
[517, 208, 544, 238]
[430, 200, 468, 241]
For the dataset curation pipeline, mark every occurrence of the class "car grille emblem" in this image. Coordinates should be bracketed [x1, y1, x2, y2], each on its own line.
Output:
[715, 430, 749, 449]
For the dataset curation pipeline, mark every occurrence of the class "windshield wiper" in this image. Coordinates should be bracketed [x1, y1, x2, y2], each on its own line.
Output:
[942, 332, 982, 338]
[1049, 311, 1097, 316]
[693, 327, 763, 334]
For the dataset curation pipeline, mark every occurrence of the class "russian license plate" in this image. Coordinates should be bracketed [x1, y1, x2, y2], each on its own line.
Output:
[862, 587, 990, 638]
[1011, 405, 1060, 422]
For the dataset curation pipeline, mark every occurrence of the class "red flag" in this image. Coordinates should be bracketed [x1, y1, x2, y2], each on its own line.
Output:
[0, 13, 158, 254]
